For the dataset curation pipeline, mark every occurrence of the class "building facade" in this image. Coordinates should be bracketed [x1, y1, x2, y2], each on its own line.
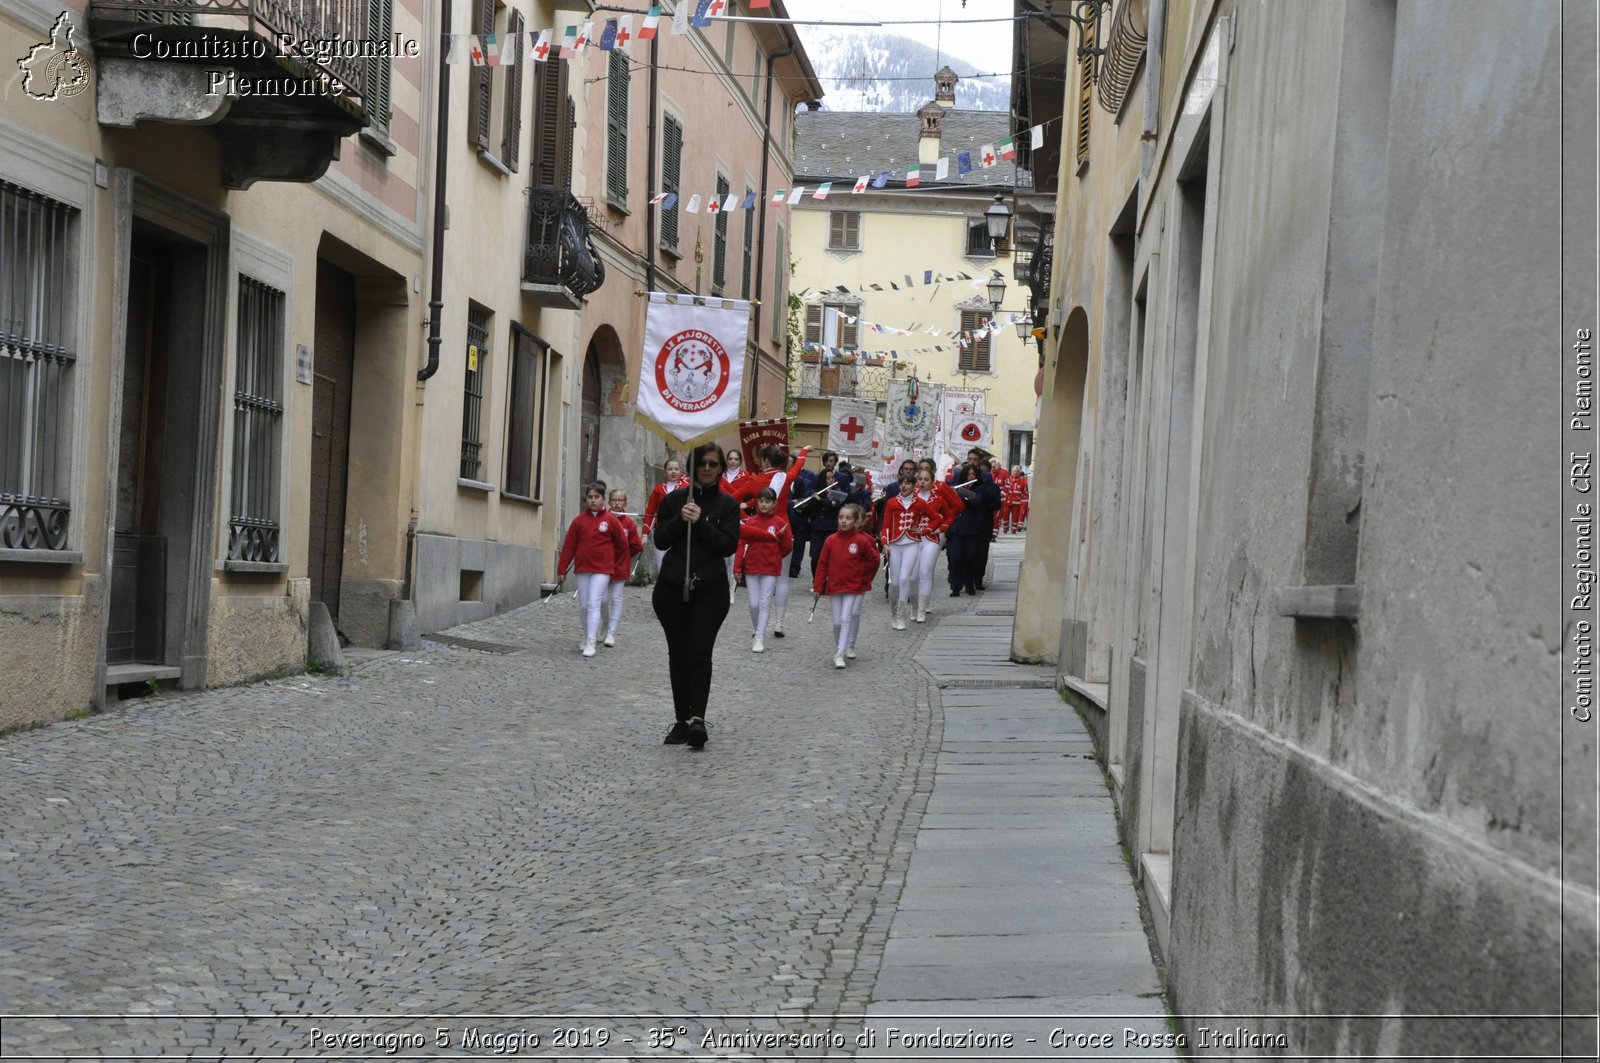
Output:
[1015, 0, 1594, 1055]
[788, 91, 1043, 472]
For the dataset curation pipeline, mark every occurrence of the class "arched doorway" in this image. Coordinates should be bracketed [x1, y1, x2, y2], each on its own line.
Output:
[580, 346, 602, 487]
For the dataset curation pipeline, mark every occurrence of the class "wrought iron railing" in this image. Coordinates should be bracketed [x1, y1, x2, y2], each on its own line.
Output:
[523, 188, 606, 296]
[794, 362, 892, 403]
[93, 0, 370, 102]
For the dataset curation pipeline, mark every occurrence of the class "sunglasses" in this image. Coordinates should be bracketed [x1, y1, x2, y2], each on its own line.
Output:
[697, 459, 723, 469]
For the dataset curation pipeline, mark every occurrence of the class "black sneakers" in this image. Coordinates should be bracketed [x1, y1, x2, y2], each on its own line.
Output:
[686, 717, 708, 750]
[664, 721, 690, 745]
[949, 588, 962, 597]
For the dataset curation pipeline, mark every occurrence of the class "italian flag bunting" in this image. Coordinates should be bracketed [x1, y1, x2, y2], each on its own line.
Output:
[639, 6, 660, 39]
[906, 164, 921, 187]
[999, 136, 1017, 161]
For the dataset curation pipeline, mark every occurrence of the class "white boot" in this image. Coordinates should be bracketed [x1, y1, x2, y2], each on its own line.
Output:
[773, 601, 787, 637]
[846, 644, 858, 659]
[915, 595, 927, 623]
[581, 636, 597, 658]
[752, 633, 765, 653]
[834, 652, 847, 669]
[602, 631, 616, 647]
[892, 601, 906, 631]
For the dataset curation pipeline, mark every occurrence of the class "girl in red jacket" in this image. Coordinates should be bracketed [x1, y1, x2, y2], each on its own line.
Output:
[813, 503, 881, 668]
[642, 459, 689, 575]
[879, 474, 934, 631]
[557, 483, 629, 657]
[912, 463, 964, 623]
[727, 443, 811, 634]
[733, 488, 793, 653]
[601, 487, 644, 647]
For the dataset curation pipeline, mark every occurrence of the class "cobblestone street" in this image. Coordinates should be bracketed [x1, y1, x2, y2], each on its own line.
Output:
[1, 540, 1169, 1059]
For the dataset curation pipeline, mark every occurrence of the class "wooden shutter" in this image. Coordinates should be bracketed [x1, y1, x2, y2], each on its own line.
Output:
[959, 309, 992, 371]
[741, 184, 754, 298]
[840, 306, 858, 349]
[533, 56, 572, 186]
[366, 0, 393, 131]
[805, 304, 822, 344]
[1075, 17, 1097, 168]
[500, 9, 524, 168]
[713, 173, 729, 289]
[771, 226, 784, 342]
[469, 0, 493, 150]
[606, 51, 630, 203]
[660, 113, 682, 250]
[829, 212, 859, 250]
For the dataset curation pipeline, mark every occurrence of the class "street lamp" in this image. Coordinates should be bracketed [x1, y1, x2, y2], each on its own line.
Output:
[986, 272, 1007, 314]
[984, 193, 1012, 246]
[1012, 317, 1032, 339]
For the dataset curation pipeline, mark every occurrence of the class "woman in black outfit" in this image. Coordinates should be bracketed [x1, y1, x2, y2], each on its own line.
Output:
[652, 441, 742, 749]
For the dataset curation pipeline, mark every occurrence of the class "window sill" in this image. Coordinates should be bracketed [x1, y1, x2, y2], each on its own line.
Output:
[606, 195, 630, 216]
[222, 560, 289, 574]
[827, 244, 861, 254]
[500, 490, 543, 507]
[359, 126, 398, 159]
[475, 148, 515, 177]
[659, 242, 682, 261]
[458, 477, 495, 493]
[0, 548, 83, 566]
[1277, 584, 1360, 620]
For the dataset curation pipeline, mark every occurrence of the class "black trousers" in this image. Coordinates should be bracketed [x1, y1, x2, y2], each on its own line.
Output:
[652, 577, 732, 723]
[787, 519, 813, 575]
[947, 533, 986, 592]
[807, 527, 837, 576]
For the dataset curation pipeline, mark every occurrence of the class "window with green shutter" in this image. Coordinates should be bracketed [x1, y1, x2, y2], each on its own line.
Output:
[741, 183, 755, 299]
[770, 226, 784, 343]
[468, 0, 494, 150]
[827, 211, 860, 252]
[713, 173, 729, 291]
[606, 51, 630, 205]
[500, 8, 524, 169]
[660, 113, 683, 252]
[366, 0, 393, 134]
[533, 52, 574, 186]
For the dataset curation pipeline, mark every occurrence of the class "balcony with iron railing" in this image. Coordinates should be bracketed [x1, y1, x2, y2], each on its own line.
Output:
[90, 0, 375, 187]
[793, 360, 893, 403]
[522, 188, 606, 308]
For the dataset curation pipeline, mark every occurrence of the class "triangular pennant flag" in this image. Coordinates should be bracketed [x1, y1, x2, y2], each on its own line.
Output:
[771, 189, 787, 203]
[935, 156, 949, 180]
[500, 31, 519, 64]
[905, 164, 920, 187]
[692, 0, 714, 28]
[598, 18, 618, 50]
[999, 136, 1017, 161]
[558, 24, 579, 57]
[446, 34, 468, 64]
[980, 144, 997, 167]
[958, 150, 972, 175]
[615, 15, 632, 49]
[872, 170, 891, 188]
[813, 182, 833, 200]
[1031, 123, 1045, 150]
[787, 186, 806, 204]
[740, 190, 756, 209]
[686, 194, 702, 213]
[852, 174, 870, 193]
[640, 7, 660, 39]
[531, 29, 552, 61]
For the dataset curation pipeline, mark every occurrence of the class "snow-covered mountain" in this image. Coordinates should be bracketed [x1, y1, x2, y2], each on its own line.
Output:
[797, 29, 1012, 113]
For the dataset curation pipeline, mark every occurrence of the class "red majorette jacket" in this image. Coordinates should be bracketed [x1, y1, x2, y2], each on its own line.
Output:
[814, 529, 881, 595]
[734, 514, 795, 576]
[641, 477, 690, 536]
[727, 446, 812, 520]
[610, 514, 644, 581]
[558, 508, 629, 576]
[916, 482, 965, 542]
[880, 493, 935, 546]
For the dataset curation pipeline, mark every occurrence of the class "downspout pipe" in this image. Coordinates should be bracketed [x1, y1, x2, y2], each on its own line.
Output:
[646, 32, 659, 294]
[751, 33, 797, 417]
[419, 0, 452, 381]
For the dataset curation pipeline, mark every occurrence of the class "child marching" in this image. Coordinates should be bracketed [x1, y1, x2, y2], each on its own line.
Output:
[641, 459, 689, 575]
[602, 488, 644, 647]
[557, 483, 630, 657]
[813, 503, 881, 669]
[912, 461, 964, 623]
[733, 488, 793, 652]
[879, 474, 934, 630]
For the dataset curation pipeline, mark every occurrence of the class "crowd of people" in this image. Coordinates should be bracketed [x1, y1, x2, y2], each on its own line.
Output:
[552, 442, 1029, 749]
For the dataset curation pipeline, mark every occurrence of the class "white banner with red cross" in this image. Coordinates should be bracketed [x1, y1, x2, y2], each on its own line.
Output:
[635, 292, 750, 445]
[827, 397, 878, 457]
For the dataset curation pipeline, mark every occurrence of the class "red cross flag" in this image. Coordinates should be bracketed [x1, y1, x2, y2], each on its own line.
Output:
[636, 292, 751, 445]
[828, 397, 878, 456]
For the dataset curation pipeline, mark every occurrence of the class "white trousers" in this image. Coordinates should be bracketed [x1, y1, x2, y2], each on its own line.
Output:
[831, 593, 864, 653]
[603, 577, 626, 636]
[745, 573, 778, 635]
[888, 542, 919, 606]
[774, 547, 792, 613]
[915, 538, 943, 597]
[575, 572, 609, 640]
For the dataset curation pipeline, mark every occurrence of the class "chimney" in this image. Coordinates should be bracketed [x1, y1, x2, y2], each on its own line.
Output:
[918, 100, 943, 166]
[935, 66, 958, 107]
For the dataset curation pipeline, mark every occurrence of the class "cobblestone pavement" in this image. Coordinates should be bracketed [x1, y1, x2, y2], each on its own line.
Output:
[0, 557, 1008, 1059]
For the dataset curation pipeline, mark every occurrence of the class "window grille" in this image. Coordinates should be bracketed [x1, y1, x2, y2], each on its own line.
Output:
[229, 277, 285, 562]
[713, 173, 729, 290]
[964, 219, 994, 257]
[741, 183, 755, 299]
[660, 113, 683, 251]
[828, 211, 860, 252]
[959, 309, 993, 372]
[0, 180, 77, 551]
[606, 50, 630, 204]
[461, 306, 490, 481]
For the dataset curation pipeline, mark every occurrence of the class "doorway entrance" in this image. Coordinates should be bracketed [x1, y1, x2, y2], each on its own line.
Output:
[308, 262, 357, 624]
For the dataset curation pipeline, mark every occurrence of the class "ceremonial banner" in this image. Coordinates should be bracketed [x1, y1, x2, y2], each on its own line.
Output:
[886, 377, 940, 452]
[636, 293, 750, 445]
[951, 411, 995, 452]
[938, 389, 987, 459]
[828, 397, 878, 456]
[739, 418, 789, 458]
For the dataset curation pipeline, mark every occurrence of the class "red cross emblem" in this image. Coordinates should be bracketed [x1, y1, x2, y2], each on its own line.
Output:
[616, 24, 630, 45]
[838, 416, 866, 441]
[983, 150, 996, 167]
[709, 0, 726, 14]
[471, 41, 486, 64]
[534, 37, 549, 60]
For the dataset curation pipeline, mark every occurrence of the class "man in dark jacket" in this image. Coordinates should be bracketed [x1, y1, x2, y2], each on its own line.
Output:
[801, 461, 853, 577]
[945, 459, 1000, 595]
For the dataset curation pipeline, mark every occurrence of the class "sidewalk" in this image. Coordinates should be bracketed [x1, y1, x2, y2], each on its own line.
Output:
[860, 536, 1176, 1058]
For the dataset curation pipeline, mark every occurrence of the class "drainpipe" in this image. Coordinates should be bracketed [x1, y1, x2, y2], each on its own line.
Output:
[751, 32, 797, 417]
[419, 0, 452, 381]
[645, 33, 659, 294]
[1140, 0, 1165, 181]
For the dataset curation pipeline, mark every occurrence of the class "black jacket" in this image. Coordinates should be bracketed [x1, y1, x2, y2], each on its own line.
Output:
[948, 470, 1000, 536]
[653, 479, 742, 589]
